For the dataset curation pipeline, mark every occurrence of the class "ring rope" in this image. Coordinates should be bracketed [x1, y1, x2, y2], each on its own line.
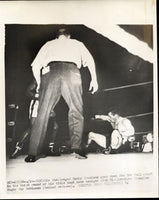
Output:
[99, 81, 153, 92]
[126, 112, 153, 119]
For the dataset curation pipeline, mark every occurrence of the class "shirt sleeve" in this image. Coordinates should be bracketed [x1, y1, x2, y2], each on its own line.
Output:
[79, 42, 95, 69]
[31, 42, 49, 70]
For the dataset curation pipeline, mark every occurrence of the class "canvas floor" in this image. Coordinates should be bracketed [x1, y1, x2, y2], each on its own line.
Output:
[5, 152, 157, 198]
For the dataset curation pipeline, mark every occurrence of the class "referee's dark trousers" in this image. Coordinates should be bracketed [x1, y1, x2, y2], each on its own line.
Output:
[28, 62, 84, 156]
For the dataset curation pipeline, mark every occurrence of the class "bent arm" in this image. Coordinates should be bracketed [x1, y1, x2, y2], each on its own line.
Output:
[95, 115, 111, 122]
[32, 67, 41, 92]
[80, 43, 98, 93]
[31, 42, 48, 91]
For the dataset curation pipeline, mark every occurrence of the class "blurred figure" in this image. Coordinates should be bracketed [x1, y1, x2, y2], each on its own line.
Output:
[10, 80, 60, 159]
[142, 133, 153, 152]
[87, 109, 135, 154]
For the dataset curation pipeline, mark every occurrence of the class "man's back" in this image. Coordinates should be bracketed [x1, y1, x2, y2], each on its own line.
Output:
[115, 117, 135, 137]
[45, 37, 84, 68]
[32, 36, 95, 71]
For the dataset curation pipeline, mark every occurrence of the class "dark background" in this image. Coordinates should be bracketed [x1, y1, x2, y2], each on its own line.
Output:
[5, 24, 153, 152]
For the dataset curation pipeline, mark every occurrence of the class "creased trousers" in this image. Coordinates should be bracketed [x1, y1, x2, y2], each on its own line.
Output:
[28, 62, 84, 155]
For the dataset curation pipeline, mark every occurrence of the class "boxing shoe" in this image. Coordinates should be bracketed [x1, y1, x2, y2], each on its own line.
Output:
[102, 146, 112, 155]
[47, 143, 61, 156]
[25, 155, 36, 162]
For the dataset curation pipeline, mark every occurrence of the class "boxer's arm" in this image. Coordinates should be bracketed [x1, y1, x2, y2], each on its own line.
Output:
[31, 42, 49, 92]
[95, 115, 111, 122]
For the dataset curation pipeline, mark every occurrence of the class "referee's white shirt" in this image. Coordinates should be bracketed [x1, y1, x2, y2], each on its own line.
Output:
[31, 37, 95, 71]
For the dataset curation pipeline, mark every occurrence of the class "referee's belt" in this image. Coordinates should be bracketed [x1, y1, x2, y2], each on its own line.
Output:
[41, 61, 77, 75]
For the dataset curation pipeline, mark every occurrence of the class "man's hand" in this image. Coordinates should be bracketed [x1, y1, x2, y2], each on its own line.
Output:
[89, 80, 98, 94]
